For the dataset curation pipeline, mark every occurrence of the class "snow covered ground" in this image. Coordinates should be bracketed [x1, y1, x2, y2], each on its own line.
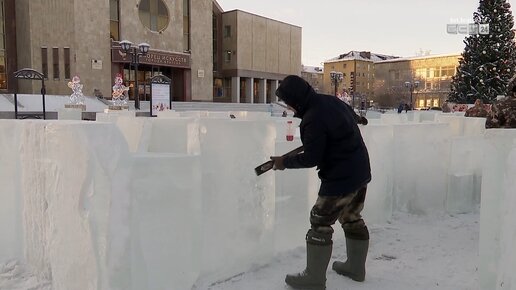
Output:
[0, 211, 480, 290]
[205, 211, 479, 290]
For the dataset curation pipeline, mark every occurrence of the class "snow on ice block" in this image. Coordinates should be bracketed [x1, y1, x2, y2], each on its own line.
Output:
[0, 121, 23, 263]
[497, 147, 516, 290]
[436, 114, 464, 136]
[146, 117, 200, 154]
[393, 123, 451, 215]
[274, 140, 319, 253]
[463, 117, 486, 136]
[445, 173, 475, 214]
[380, 113, 408, 124]
[479, 129, 516, 290]
[57, 108, 83, 120]
[197, 119, 276, 284]
[129, 153, 202, 290]
[360, 124, 394, 224]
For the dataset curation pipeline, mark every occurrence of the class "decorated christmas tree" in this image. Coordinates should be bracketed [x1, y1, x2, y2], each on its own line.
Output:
[449, 0, 516, 104]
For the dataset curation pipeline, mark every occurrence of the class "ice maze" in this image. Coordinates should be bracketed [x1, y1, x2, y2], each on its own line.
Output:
[1, 110, 515, 289]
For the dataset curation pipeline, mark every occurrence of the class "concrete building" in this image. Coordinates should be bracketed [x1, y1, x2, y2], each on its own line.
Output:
[301, 65, 324, 93]
[3, 0, 301, 104]
[374, 53, 460, 109]
[215, 10, 301, 103]
[323, 51, 398, 107]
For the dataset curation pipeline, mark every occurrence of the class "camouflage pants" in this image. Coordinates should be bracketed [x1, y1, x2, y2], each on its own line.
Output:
[309, 186, 369, 242]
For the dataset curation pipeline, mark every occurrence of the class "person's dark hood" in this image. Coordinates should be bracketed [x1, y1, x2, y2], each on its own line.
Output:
[275, 75, 316, 118]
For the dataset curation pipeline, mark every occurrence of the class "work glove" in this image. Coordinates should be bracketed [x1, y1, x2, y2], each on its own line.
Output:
[270, 156, 286, 170]
[360, 116, 368, 125]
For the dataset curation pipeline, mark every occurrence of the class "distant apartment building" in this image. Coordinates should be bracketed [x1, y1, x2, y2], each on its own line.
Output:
[323, 51, 398, 106]
[374, 53, 460, 108]
[301, 65, 323, 93]
[3, 0, 300, 104]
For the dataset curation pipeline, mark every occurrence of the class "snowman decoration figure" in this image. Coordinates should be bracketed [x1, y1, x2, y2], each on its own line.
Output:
[112, 73, 129, 106]
[67, 76, 85, 105]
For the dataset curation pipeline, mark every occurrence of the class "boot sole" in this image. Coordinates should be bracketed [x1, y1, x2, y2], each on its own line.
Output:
[285, 277, 326, 290]
[332, 263, 365, 282]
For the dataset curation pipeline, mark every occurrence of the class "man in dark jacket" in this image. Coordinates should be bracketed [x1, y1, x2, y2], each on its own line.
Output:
[270, 75, 372, 289]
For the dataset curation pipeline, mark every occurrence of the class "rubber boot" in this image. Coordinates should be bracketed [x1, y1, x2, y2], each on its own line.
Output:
[332, 227, 369, 282]
[285, 230, 332, 290]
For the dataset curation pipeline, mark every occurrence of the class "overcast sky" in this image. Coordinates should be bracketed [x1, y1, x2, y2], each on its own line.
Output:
[216, 0, 514, 66]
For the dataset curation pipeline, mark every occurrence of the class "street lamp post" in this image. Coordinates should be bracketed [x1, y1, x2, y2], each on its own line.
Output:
[119, 40, 150, 110]
[329, 71, 344, 97]
[404, 80, 420, 110]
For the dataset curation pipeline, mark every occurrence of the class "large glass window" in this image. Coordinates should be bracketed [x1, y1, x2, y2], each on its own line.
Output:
[110, 0, 120, 40]
[139, 0, 169, 33]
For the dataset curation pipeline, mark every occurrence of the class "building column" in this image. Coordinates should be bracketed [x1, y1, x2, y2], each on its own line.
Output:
[245, 77, 254, 103]
[258, 79, 266, 103]
[231, 76, 240, 103]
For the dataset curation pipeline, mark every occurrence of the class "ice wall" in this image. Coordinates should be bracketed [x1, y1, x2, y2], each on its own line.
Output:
[479, 129, 516, 290]
[146, 118, 200, 154]
[0, 121, 23, 263]
[393, 123, 450, 214]
[14, 120, 130, 290]
[360, 124, 394, 224]
[497, 146, 516, 290]
[436, 114, 465, 137]
[380, 113, 408, 124]
[197, 119, 276, 285]
[274, 140, 319, 253]
[446, 136, 484, 214]
[128, 153, 202, 290]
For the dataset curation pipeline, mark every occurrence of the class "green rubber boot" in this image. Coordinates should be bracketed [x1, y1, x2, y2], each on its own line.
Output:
[285, 230, 332, 290]
[332, 227, 369, 282]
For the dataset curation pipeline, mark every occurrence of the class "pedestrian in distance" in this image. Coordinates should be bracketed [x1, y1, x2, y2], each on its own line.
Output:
[270, 75, 372, 290]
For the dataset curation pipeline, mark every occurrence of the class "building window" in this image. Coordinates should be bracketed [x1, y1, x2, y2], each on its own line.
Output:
[110, 0, 120, 40]
[52, 47, 59, 80]
[0, 0, 6, 89]
[138, 0, 170, 33]
[342, 63, 347, 69]
[41, 47, 48, 79]
[223, 77, 231, 97]
[183, 0, 190, 51]
[224, 25, 231, 38]
[212, 13, 218, 71]
[441, 66, 455, 77]
[64, 48, 71, 79]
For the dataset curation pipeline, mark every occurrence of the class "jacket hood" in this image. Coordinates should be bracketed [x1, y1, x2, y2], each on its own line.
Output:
[275, 75, 315, 118]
